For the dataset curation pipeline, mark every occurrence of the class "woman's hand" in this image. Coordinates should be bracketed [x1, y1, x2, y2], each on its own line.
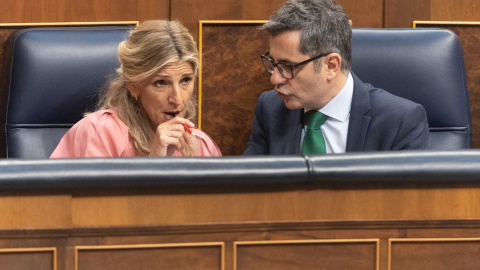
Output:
[150, 117, 196, 156]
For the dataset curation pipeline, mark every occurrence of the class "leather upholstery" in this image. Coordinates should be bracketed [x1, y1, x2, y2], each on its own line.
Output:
[0, 151, 479, 190]
[1, 26, 132, 158]
[351, 29, 471, 150]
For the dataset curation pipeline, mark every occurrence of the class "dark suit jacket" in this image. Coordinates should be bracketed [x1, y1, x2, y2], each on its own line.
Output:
[244, 73, 430, 155]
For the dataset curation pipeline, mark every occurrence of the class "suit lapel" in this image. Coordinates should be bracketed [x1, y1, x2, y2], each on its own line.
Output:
[283, 109, 303, 154]
[346, 73, 371, 152]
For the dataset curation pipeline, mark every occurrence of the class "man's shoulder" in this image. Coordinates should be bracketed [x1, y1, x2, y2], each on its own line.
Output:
[256, 89, 290, 112]
[260, 89, 283, 102]
[349, 75, 430, 151]
[353, 75, 423, 114]
[366, 85, 423, 111]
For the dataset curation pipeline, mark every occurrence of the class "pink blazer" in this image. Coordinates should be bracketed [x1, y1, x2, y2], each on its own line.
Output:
[50, 109, 222, 158]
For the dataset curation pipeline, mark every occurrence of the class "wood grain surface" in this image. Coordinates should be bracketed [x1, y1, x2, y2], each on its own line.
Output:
[200, 22, 271, 155]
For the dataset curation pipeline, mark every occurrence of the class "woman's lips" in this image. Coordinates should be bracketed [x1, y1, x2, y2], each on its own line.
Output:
[164, 111, 181, 120]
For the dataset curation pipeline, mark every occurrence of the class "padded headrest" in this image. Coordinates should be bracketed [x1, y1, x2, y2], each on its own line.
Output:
[351, 28, 471, 149]
[2, 26, 132, 158]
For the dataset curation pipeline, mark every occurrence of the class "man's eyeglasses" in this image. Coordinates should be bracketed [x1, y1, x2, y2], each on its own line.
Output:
[261, 52, 331, 79]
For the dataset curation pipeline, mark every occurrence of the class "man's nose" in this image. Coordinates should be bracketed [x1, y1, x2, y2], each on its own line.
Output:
[270, 67, 287, 85]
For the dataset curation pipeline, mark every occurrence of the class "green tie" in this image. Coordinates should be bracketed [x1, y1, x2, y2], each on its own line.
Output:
[301, 110, 328, 154]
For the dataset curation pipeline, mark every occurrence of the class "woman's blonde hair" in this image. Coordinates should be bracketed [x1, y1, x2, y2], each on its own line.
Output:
[96, 20, 199, 156]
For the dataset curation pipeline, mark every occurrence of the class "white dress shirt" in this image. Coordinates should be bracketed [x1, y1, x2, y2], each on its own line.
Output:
[301, 72, 353, 154]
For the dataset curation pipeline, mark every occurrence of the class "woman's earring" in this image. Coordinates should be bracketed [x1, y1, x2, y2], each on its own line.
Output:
[134, 94, 138, 101]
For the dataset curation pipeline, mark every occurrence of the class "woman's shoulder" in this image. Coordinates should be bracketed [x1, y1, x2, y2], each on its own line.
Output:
[63, 109, 130, 146]
[194, 128, 222, 157]
[83, 109, 120, 122]
[50, 109, 133, 158]
[79, 109, 127, 130]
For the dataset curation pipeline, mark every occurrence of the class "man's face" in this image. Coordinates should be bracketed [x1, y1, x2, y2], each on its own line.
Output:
[268, 31, 331, 110]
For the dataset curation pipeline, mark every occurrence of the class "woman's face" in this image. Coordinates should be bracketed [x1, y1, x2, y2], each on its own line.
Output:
[129, 61, 195, 128]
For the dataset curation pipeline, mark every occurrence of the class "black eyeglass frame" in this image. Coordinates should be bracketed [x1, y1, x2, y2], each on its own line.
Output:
[261, 51, 332, 79]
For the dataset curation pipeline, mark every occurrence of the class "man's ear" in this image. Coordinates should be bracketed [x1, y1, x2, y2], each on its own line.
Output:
[325, 53, 342, 80]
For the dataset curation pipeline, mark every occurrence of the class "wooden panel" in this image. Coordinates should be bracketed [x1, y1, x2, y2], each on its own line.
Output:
[385, 0, 431, 28]
[3, 169, 480, 230]
[0, 195, 71, 229]
[235, 239, 379, 270]
[0, 0, 386, 31]
[1, 220, 480, 270]
[239, 0, 289, 20]
[413, 22, 480, 148]
[0, 247, 56, 270]
[0, 0, 168, 23]
[137, 0, 170, 21]
[385, 0, 480, 28]
[0, 0, 67, 23]
[389, 238, 480, 270]
[173, 0, 383, 42]
[337, 0, 384, 28]
[0, 0, 385, 35]
[199, 21, 271, 156]
[171, 0, 286, 40]
[6, 216, 480, 269]
[70, 187, 480, 227]
[430, 0, 480, 21]
[76, 243, 224, 270]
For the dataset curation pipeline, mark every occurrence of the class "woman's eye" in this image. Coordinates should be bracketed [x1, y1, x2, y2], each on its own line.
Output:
[181, 77, 192, 84]
[154, 80, 167, 86]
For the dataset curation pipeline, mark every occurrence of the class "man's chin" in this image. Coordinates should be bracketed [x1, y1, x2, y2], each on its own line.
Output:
[283, 100, 302, 110]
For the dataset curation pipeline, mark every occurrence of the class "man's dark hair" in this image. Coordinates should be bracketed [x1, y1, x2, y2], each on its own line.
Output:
[262, 0, 352, 72]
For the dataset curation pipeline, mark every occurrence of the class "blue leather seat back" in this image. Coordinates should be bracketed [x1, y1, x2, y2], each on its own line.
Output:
[351, 28, 472, 150]
[2, 27, 132, 158]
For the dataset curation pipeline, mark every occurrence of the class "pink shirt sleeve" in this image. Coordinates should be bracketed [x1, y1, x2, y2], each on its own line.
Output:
[193, 129, 222, 157]
[50, 110, 136, 158]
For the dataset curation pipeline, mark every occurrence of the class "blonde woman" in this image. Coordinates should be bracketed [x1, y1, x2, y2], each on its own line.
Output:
[51, 20, 221, 157]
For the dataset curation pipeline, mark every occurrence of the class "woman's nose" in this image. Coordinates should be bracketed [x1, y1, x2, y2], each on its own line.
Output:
[168, 85, 182, 104]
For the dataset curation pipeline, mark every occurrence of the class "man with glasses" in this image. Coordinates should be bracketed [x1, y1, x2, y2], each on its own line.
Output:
[244, 0, 429, 155]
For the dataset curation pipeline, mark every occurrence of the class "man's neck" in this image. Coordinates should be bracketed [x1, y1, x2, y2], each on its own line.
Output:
[311, 71, 349, 110]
